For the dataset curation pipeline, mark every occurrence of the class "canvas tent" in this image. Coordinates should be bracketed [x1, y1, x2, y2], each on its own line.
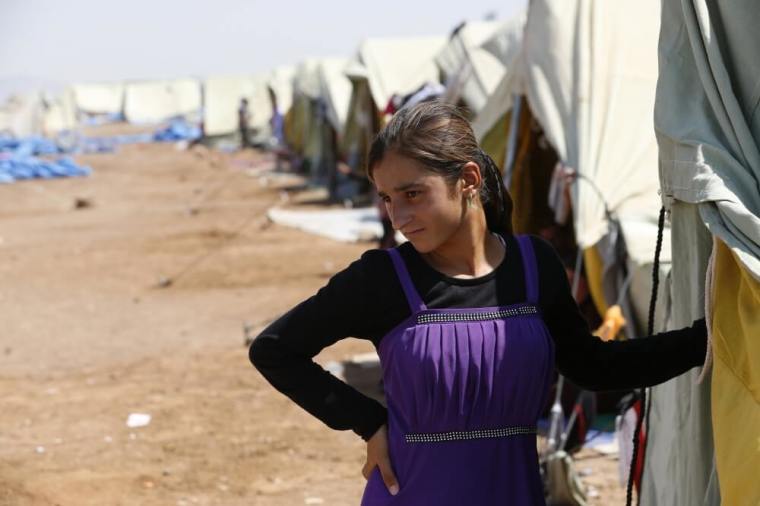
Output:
[474, 0, 668, 343]
[341, 35, 446, 174]
[203, 74, 272, 138]
[267, 65, 296, 117]
[318, 58, 352, 138]
[643, 0, 760, 504]
[436, 16, 524, 115]
[470, 18, 526, 170]
[315, 58, 353, 199]
[530, 0, 668, 338]
[71, 82, 124, 117]
[355, 35, 445, 116]
[124, 78, 202, 124]
[42, 89, 77, 134]
[0, 93, 45, 137]
[284, 59, 322, 165]
[281, 58, 352, 194]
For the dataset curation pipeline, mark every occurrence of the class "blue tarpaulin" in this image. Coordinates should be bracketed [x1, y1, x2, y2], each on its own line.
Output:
[0, 134, 91, 184]
[80, 111, 125, 126]
[0, 155, 91, 184]
[152, 118, 201, 142]
[0, 119, 200, 183]
[73, 133, 153, 154]
[72, 119, 200, 152]
[0, 134, 62, 156]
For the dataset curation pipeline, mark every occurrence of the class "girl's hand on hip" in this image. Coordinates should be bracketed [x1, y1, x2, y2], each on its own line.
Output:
[362, 424, 399, 496]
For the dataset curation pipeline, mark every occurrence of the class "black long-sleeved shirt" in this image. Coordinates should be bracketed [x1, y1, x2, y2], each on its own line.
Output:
[250, 234, 707, 441]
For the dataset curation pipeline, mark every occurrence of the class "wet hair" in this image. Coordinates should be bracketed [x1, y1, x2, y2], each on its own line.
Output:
[367, 100, 513, 236]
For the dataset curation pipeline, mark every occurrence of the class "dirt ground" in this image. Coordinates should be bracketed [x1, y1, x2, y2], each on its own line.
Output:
[0, 136, 624, 505]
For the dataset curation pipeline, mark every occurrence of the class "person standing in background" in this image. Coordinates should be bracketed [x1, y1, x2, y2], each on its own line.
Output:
[238, 98, 251, 149]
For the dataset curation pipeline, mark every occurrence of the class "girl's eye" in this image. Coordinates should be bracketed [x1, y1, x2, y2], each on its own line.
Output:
[381, 196, 391, 203]
[406, 191, 420, 199]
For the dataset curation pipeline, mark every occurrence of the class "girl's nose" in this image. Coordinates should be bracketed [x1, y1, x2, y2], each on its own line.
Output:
[388, 203, 410, 231]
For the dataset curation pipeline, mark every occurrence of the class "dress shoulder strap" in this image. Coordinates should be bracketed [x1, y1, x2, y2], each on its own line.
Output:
[515, 235, 540, 305]
[386, 248, 427, 313]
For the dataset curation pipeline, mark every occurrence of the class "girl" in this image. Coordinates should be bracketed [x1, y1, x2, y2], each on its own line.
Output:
[250, 102, 706, 505]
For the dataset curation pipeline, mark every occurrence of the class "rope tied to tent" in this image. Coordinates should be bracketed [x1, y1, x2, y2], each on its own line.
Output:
[625, 205, 666, 506]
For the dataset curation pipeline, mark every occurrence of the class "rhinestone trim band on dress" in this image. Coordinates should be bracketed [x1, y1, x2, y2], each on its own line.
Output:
[416, 305, 538, 325]
[405, 426, 536, 443]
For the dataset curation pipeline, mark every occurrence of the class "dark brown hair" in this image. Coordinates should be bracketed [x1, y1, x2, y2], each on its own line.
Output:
[367, 100, 513, 235]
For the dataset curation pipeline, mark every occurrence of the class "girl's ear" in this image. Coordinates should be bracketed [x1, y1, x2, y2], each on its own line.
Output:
[460, 161, 483, 193]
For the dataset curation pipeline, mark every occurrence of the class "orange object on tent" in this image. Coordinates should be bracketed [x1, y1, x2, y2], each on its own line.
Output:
[594, 304, 626, 341]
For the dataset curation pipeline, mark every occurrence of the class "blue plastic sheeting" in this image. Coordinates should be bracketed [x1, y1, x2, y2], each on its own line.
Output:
[1, 119, 201, 158]
[73, 119, 200, 152]
[0, 118, 199, 183]
[152, 119, 201, 142]
[0, 133, 92, 184]
[80, 112, 125, 126]
[0, 155, 91, 184]
[0, 134, 62, 156]
[73, 133, 154, 154]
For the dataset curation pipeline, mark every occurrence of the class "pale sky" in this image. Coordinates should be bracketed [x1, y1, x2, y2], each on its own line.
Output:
[1, 0, 525, 91]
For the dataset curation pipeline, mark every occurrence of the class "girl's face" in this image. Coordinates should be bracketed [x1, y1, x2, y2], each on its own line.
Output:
[373, 151, 466, 253]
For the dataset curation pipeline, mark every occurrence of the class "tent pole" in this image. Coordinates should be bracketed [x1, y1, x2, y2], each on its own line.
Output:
[502, 94, 522, 186]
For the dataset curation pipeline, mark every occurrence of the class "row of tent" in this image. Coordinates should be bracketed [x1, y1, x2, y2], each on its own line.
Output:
[1, 0, 756, 501]
[0, 75, 276, 139]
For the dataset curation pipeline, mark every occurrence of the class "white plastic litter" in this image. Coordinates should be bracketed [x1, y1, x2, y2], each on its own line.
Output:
[126, 413, 152, 428]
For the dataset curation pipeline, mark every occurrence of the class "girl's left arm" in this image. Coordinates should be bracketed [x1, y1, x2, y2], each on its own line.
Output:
[536, 238, 708, 392]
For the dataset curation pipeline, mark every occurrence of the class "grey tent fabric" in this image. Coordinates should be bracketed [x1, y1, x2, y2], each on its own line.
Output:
[645, 0, 760, 503]
[641, 203, 720, 506]
[656, 0, 760, 280]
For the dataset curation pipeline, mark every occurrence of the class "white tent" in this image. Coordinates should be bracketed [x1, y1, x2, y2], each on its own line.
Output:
[71, 83, 124, 116]
[341, 35, 446, 171]
[317, 58, 352, 137]
[123, 78, 201, 124]
[203, 74, 272, 137]
[286, 59, 345, 181]
[293, 59, 321, 101]
[286, 59, 322, 157]
[267, 65, 296, 115]
[0, 93, 45, 137]
[42, 89, 77, 134]
[475, 0, 667, 337]
[471, 52, 524, 143]
[354, 35, 446, 113]
[436, 17, 524, 114]
[521, 0, 663, 250]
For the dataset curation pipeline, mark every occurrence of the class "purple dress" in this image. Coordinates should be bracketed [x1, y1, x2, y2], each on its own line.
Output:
[361, 235, 555, 505]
